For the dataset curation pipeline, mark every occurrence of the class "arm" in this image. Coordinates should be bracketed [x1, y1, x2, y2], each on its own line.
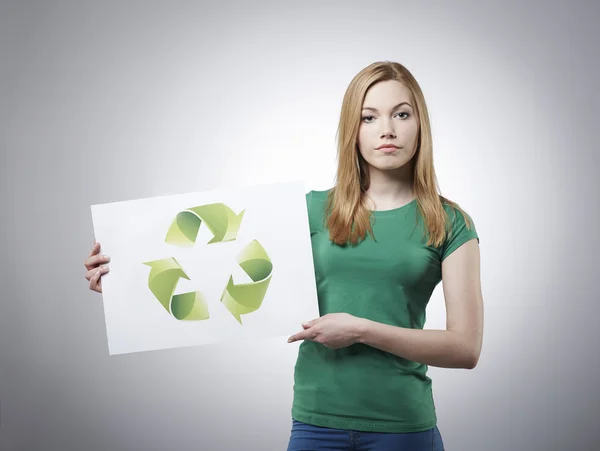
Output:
[357, 238, 484, 369]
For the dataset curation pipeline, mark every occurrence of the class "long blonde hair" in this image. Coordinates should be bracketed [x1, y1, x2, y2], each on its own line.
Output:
[326, 61, 472, 247]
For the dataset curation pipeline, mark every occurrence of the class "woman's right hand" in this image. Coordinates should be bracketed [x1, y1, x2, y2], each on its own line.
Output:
[84, 241, 110, 293]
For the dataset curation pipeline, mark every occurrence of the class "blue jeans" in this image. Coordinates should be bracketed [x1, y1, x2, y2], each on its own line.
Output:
[287, 419, 445, 451]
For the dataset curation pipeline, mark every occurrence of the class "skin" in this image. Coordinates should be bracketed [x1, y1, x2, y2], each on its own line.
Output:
[84, 240, 109, 293]
[84, 79, 484, 369]
[358, 79, 420, 211]
[287, 80, 484, 370]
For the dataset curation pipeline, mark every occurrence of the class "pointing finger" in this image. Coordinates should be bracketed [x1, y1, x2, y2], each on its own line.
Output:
[288, 330, 309, 343]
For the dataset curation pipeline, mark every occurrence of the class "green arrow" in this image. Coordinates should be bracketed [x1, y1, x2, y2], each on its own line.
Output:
[220, 239, 273, 324]
[142, 257, 210, 321]
[165, 203, 245, 247]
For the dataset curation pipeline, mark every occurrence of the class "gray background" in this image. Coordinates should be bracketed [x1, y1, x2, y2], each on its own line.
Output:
[1, 1, 599, 450]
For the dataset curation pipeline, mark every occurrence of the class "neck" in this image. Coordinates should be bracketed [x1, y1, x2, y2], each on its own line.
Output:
[363, 164, 415, 211]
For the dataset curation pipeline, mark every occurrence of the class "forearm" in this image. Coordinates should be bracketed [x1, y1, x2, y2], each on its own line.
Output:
[356, 319, 480, 369]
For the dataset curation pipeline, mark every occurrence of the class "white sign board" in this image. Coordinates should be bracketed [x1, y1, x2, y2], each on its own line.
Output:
[90, 180, 319, 355]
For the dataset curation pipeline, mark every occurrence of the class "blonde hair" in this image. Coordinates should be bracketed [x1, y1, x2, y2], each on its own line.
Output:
[326, 61, 472, 247]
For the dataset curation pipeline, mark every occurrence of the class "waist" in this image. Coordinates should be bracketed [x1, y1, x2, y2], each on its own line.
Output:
[292, 341, 436, 430]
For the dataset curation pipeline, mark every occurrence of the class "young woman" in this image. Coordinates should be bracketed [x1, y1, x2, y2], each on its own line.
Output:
[84, 61, 483, 451]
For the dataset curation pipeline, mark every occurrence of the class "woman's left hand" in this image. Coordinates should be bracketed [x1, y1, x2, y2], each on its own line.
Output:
[287, 313, 366, 349]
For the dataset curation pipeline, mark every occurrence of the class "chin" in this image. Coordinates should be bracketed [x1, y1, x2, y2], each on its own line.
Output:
[370, 159, 411, 171]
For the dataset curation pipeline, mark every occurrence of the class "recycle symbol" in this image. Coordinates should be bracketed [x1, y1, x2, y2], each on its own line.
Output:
[141, 203, 273, 325]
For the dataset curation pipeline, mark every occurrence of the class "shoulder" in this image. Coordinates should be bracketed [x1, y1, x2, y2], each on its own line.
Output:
[440, 196, 475, 228]
[306, 188, 332, 203]
[305, 188, 332, 233]
[305, 188, 332, 211]
[438, 196, 479, 259]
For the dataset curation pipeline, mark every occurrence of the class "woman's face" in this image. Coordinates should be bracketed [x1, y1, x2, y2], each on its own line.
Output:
[357, 79, 419, 174]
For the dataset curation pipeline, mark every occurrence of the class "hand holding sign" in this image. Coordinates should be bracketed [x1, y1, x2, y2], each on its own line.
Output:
[88, 180, 319, 355]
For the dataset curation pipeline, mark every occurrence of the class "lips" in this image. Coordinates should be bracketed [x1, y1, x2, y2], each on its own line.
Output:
[376, 144, 400, 150]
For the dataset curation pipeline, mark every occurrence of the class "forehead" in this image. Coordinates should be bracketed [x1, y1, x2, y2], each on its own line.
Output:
[362, 80, 412, 107]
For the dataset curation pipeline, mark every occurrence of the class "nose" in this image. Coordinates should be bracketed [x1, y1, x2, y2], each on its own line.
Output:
[379, 118, 396, 139]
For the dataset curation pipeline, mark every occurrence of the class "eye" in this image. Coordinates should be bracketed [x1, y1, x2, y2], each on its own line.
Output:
[395, 112, 410, 119]
[361, 116, 375, 123]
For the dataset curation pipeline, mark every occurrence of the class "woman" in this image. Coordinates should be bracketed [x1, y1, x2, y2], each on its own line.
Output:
[84, 61, 483, 451]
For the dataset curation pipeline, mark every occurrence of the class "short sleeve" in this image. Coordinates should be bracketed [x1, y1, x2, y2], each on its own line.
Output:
[306, 190, 328, 236]
[305, 190, 319, 236]
[440, 206, 479, 262]
[306, 190, 313, 212]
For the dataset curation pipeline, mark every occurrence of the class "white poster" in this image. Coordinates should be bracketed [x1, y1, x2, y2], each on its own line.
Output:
[90, 180, 320, 355]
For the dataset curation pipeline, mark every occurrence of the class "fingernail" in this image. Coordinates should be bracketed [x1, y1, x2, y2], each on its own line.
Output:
[103, 255, 110, 261]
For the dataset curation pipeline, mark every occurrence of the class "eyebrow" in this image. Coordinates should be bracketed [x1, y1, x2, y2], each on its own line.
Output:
[362, 102, 412, 112]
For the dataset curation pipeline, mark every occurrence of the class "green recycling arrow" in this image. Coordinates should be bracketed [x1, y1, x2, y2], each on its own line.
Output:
[142, 257, 210, 321]
[220, 239, 273, 324]
[165, 203, 245, 246]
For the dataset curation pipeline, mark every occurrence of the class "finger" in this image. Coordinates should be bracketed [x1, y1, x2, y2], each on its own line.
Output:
[84, 253, 110, 270]
[302, 317, 323, 328]
[89, 269, 102, 292]
[289, 327, 320, 343]
[287, 330, 309, 343]
[88, 241, 100, 258]
[94, 269, 103, 293]
[85, 265, 109, 281]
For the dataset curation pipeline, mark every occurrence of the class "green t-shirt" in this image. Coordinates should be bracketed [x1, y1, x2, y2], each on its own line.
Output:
[291, 189, 479, 433]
